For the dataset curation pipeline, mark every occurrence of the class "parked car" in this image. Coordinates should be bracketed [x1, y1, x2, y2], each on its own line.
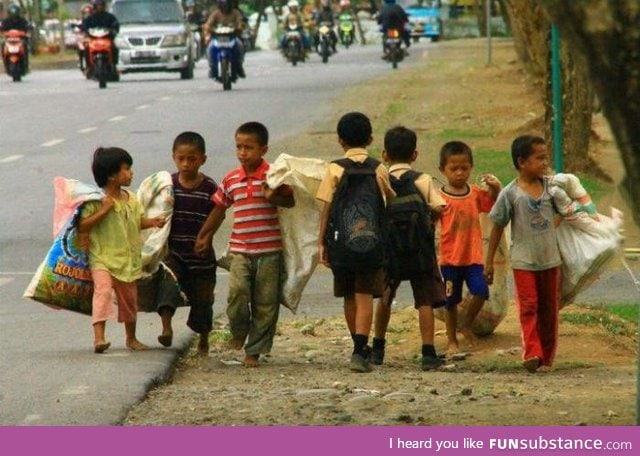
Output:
[111, 0, 198, 79]
[404, 1, 442, 42]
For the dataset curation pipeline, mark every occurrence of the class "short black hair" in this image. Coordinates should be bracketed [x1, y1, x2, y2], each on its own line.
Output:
[384, 126, 416, 162]
[91, 147, 132, 187]
[439, 141, 474, 168]
[511, 135, 545, 169]
[337, 112, 372, 148]
[173, 131, 206, 154]
[236, 121, 269, 146]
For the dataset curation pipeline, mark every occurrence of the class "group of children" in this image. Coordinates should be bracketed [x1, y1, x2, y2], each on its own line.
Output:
[79, 112, 563, 375]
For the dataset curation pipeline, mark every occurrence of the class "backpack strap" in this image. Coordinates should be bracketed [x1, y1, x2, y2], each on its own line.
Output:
[333, 157, 380, 172]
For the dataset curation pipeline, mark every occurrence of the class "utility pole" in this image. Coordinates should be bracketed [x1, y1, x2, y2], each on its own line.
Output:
[550, 23, 564, 172]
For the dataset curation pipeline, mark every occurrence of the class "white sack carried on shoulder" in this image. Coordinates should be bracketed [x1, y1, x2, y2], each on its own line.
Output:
[137, 171, 174, 278]
[266, 153, 328, 313]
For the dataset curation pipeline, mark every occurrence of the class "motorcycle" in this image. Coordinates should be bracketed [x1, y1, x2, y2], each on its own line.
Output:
[85, 27, 118, 89]
[383, 28, 404, 69]
[338, 13, 355, 49]
[316, 21, 334, 64]
[282, 23, 304, 66]
[210, 26, 239, 91]
[2, 29, 28, 82]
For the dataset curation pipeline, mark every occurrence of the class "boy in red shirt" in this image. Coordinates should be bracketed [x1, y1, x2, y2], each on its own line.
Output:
[438, 141, 501, 354]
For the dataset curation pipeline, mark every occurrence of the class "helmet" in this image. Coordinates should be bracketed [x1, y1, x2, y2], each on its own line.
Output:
[340, 0, 350, 6]
[81, 4, 94, 14]
[7, 4, 20, 16]
[92, 0, 105, 6]
[287, 0, 299, 8]
[384, 0, 396, 3]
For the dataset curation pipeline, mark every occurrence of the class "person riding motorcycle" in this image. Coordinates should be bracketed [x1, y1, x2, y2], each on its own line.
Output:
[203, 0, 246, 80]
[76, 4, 94, 71]
[80, 0, 120, 69]
[0, 4, 31, 72]
[280, 0, 310, 56]
[313, 0, 337, 53]
[337, 0, 355, 46]
[377, 0, 411, 53]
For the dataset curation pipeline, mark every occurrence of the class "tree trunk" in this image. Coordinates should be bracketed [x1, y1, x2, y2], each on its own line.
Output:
[474, 0, 487, 37]
[540, 0, 640, 227]
[503, 0, 549, 79]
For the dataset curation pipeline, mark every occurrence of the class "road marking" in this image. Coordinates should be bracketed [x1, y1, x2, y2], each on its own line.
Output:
[41, 139, 64, 147]
[0, 154, 23, 163]
[22, 414, 42, 424]
[109, 115, 127, 122]
[61, 385, 90, 395]
[0, 278, 14, 287]
[157, 96, 172, 101]
[79, 126, 97, 134]
[136, 104, 150, 110]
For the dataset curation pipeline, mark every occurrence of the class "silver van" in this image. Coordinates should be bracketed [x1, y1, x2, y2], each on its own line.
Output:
[111, 0, 197, 79]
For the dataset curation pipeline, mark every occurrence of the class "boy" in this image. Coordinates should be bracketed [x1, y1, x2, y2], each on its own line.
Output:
[150, 132, 218, 355]
[316, 112, 395, 373]
[194, 122, 294, 367]
[438, 141, 501, 354]
[371, 126, 446, 370]
[485, 135, 562, 373]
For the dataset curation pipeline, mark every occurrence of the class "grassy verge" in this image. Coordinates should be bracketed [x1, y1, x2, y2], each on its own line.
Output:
[562, 304, 638, 337]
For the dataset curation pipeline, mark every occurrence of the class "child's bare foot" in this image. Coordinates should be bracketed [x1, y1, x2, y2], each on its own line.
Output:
[157, 330, 173, 347]
[460, 328, 477, 347]
[94, 341, 111, 354]
[126, 339, 149, 351]
[243, 354, 259, 367]
[227, 338, 244, 350]
[447, 341, 460, 356]
[197, 334, 210, 355]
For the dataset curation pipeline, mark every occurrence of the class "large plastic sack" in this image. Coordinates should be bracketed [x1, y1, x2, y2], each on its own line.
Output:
[549, 174, 624, 307]
[434, 212, 511, 336]
[265, 153, 329, 313]
[136, 171, 186, 313]
[23, 178, 104, 315]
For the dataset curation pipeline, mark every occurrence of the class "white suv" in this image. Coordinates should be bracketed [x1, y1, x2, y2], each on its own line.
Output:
[111, 0, 198, 79]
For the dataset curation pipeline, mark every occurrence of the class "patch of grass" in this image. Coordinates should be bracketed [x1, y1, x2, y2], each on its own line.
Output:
[438, 128, 492, 141]
[209, 330, 232, 343]
[592, 303, 639, 325]
[561, 309, 636, 337]
[575, 174, 610, 205]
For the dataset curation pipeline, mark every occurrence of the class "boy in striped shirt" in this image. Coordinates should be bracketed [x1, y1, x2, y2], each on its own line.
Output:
[195, 122, 294, 367]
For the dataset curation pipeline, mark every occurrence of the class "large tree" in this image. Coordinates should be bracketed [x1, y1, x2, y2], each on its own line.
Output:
[539, 0, 640, 227]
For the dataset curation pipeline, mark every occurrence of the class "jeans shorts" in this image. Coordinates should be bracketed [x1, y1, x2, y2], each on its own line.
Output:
[440, 264, 489, 310]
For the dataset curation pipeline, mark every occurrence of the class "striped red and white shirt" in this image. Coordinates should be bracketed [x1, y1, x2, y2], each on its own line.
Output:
[212, 159, 289, 255]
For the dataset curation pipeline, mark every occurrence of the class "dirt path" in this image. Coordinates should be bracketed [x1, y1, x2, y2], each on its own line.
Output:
[124, 38, 638, 426]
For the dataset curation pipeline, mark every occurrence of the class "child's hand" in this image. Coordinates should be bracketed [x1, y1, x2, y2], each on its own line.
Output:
[318, 244, 328, 268]
[261, 182, 275, 200]
[150, 216, 166, 228]
[194, 237, 209, 256]
[482, 174, 501, 190]
[483, 264, 494, 285]
[101, 196, 115, 213]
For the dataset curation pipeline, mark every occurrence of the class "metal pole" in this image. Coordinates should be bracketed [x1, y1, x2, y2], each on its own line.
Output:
[486, 0, 491, 64]
[551, 23, 564, 172]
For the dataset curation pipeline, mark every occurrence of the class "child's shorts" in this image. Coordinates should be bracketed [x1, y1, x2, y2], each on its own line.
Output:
[440, 264, 490, 310]
[385, 258, 446, 309]
[333, 268, 385, 298]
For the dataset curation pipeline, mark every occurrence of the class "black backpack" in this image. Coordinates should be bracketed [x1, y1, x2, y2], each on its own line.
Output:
[387, 170, 435, 280]
[324, 157, 387, 274]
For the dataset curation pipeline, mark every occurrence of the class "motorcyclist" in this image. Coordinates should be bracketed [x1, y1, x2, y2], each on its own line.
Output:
[76, 4, 94, 71]
[280, 0, 310, 56]
[377, 0, 411, 53]
[313, 0, 337, 53]
[203, 0, 246, 80]
[81, 0, 120, 68]
[185, 0, 205, 57]
[337, 0, 355, 46]
[0, 4, 31, 72]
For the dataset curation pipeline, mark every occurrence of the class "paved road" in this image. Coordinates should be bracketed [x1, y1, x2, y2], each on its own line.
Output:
[0, 42, 433, 425]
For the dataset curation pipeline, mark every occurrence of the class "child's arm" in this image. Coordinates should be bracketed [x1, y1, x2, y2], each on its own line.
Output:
[263, 183, 295, 208]
[78, 197, 114, 233]
[484, 222, 504, 285]
[317, 201, 331, 267]
[141, 216, 167, 230]
[194, 205, 226, 255]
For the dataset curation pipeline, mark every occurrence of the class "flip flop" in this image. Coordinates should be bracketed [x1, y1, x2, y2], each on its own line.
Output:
[94, 342, 111, 354]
